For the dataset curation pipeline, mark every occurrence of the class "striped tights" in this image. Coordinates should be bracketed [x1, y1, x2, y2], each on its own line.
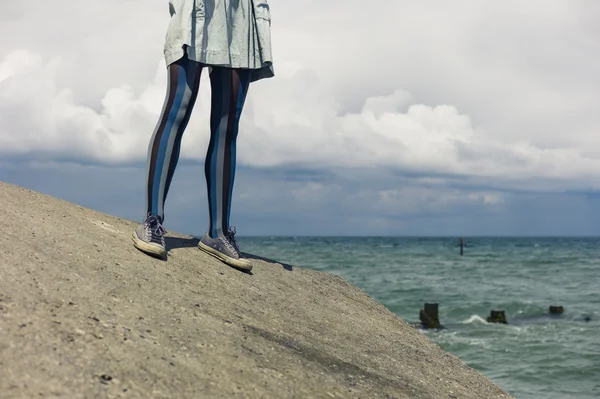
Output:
[144, 55, 251, 238]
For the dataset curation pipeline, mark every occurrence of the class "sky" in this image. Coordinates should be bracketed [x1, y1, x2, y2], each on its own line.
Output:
[1, 0, 599, 236]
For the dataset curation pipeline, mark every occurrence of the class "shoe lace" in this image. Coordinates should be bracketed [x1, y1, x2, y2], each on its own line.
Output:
[145, 214, 167, 238]
[225, 226, 240, 253]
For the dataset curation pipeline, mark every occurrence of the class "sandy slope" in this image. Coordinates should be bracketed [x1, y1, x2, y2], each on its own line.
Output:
[0, 181, 514, 399]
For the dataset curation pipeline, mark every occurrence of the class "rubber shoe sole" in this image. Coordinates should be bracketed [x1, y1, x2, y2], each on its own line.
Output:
[131, 232, 167, 258]
[198, 241, 253, 272]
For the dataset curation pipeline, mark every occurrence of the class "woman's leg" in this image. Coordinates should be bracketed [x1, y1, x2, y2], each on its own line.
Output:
[198, 67, 252, 271]
[205, 67, 251, 238]
[133, 55, 203, 258]
[145, 55, 203, 222]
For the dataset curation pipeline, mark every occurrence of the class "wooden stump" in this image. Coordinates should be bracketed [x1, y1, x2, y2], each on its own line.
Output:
[419, 303, 441, 329]
[486, 310, 507, 324]
[549, 305, 564, 315]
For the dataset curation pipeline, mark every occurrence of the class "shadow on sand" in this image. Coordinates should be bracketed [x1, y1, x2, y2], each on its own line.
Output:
[165, 236, 200, 250]
[164, 236, 295, 272]
[243, 252, 295, 272]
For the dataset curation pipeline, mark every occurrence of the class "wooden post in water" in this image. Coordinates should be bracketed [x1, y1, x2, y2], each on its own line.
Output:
[419, 303, 441, 329]
[549, 305, 564, 315]
[458, 237, 465, 256]
[486, 310, 507, 324]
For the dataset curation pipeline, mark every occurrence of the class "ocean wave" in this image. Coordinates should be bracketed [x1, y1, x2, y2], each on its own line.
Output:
[460, 315, 488, 324]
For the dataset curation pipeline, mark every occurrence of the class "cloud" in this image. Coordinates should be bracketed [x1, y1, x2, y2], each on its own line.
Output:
[0, 0, 599, 197]
[1, 47, 599, 192]
[4, 160, 600, 236]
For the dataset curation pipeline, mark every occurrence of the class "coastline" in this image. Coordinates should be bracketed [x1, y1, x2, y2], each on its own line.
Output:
[0, 181, 514, 398]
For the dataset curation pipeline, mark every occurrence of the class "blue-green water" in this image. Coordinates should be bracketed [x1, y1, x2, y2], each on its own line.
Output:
[238, 237, 600, 399]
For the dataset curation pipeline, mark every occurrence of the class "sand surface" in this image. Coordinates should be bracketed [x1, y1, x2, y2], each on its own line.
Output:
[0, 181, 514, 398]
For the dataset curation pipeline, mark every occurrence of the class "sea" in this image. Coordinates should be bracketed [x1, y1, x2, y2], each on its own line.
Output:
[238, 236, 600, 399]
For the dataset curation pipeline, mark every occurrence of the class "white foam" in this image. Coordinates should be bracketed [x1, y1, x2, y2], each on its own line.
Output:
[461, 315, 488, 324]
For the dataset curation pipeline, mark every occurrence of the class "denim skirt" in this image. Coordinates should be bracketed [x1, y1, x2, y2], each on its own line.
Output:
[164, 0, 274, 82]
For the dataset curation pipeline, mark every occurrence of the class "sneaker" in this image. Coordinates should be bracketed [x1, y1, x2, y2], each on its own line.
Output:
[131, 213, 167, 258]
[198, 227, 252, 271]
